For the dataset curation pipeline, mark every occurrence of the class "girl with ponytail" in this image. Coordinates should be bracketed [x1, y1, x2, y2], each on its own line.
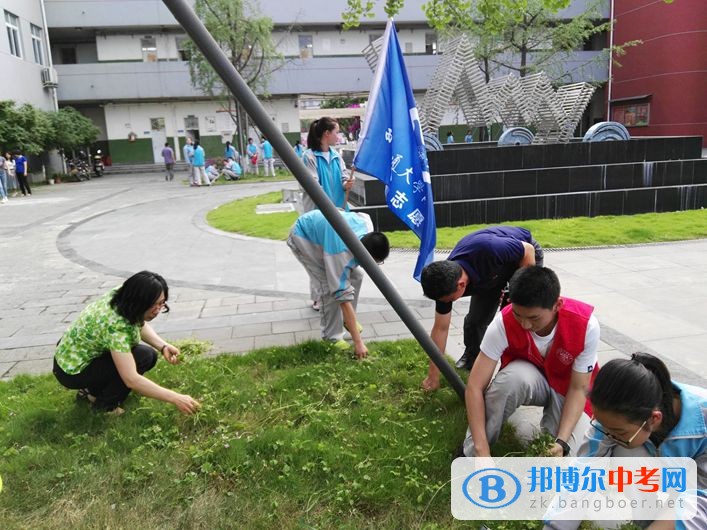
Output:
[300, 117, 355, 311]
[545, 353, 706, 530]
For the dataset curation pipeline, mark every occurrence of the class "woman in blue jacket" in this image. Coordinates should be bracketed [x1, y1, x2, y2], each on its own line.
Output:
[300, 117, 354, 311]
[545, 352, 706, 530]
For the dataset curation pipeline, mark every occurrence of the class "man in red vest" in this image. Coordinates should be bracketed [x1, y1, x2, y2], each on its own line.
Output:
[461, 266, 599, 458]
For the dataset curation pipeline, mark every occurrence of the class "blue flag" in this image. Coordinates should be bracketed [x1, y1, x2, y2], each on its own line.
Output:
[353, 19, 436, 282]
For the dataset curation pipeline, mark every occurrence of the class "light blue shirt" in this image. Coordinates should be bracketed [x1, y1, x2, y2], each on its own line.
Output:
[192, 146, 205, 167]
[262, 140, 273, 159]
[183, 144, 194, 163]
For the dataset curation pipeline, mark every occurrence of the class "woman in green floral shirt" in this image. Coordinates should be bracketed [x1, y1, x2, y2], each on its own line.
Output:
[53, 271, 200, 415]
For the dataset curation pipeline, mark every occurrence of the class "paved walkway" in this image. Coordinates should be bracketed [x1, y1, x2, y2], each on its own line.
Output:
[1, 172, 705, 387]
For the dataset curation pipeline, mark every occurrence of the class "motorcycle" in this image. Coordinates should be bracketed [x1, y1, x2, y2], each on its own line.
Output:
[92, 149, 105, 177]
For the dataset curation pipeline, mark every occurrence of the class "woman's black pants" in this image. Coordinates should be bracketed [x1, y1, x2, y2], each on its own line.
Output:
[53, 344, 158, 410]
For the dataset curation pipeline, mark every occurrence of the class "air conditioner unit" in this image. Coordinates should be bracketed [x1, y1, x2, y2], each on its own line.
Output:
[41, 67, 58, 88]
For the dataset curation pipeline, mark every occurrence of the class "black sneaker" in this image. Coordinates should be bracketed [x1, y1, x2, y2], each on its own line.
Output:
[455, 349, 479, 370]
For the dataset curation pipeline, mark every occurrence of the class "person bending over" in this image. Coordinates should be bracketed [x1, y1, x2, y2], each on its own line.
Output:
[53, 271, 200, 415]
[420, 226, 543, 391]
[287, 209, 389, 359]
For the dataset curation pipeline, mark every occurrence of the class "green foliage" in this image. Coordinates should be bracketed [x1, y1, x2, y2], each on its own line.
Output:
[343, 0, 572, 30]
[185, 0, 282, 97]
[46, 107, 100, 153]
[0, 339, 578, 528]
[170, 337, 213, 364]
[0, 100, 52, 155]
[206, 191, 707, 249]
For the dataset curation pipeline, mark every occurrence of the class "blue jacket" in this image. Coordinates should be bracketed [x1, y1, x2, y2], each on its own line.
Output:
[262, 140, 273, 159]
[583, 382, 707, 530]
[192, 146, 205, 167]
[300, 148, 348, 212]
[288, 210, 372, 301]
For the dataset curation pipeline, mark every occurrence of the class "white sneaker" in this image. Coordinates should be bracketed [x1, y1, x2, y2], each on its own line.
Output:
[1, 197, 7, 203]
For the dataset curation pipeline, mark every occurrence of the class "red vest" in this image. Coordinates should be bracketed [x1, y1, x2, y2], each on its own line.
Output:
[500, 297, 598, 416]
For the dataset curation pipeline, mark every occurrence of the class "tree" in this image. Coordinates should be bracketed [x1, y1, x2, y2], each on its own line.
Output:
[184, 0, 285, 155]
[423, 0, 619, 82]
[0, 101, 52, 155]
[46, 107, 100, 155]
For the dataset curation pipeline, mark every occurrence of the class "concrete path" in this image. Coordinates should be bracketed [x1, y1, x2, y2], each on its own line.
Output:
[1, 172, 705, 388]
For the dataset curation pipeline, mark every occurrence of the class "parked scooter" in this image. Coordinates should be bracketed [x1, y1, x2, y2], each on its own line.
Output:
[92, 149, 104, 177]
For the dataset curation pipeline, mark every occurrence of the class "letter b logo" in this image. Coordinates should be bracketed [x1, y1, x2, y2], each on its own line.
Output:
[479, 475, 506, 503]
[462, 468, 521, 509]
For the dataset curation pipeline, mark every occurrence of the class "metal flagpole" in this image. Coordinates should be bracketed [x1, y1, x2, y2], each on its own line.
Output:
[162, 0, 466, 401]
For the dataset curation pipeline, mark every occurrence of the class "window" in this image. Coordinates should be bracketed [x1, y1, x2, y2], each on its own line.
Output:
[425, 32, 437, 55]
[404, 42, 413, 54]
[31, 24, 43, 65]
[298, 34, 313, 59]
[5, 11, 21, 58]
[60, 46, 77, 64]
[176, 35, 190, 61]
[141, 36, 157, 62]
[612, 102, 650, 127]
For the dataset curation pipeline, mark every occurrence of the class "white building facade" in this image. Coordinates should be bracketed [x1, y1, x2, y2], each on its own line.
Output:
[43, 0, 609, 164]
[0, 0, 57, 111]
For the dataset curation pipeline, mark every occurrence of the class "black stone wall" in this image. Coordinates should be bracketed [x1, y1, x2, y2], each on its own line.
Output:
[346, 136, 707, 231]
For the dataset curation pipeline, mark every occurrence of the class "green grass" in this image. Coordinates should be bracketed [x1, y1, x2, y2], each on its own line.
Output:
[207, 191, 299, 239]
[0, 339, 640, 529]
[206, 192, 707, 248]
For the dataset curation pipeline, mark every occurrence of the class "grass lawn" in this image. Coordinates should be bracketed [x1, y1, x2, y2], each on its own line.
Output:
[207, 192, 707, 248]
[0, 339, 636, 529]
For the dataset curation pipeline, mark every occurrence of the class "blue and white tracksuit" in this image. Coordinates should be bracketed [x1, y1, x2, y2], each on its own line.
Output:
[287, 209, 372, 341]
[545, 382, 707, 530]
[301, 148, 349, 212]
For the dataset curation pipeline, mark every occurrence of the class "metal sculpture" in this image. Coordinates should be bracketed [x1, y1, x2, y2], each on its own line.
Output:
[583, 121, 631, 142]
[362, 34, 596, 144]
[498, 127, 535, 146]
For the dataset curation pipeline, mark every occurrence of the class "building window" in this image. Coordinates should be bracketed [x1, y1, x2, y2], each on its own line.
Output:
[5, 11, 21, 58]
[31, 24, 44, 65]
[425, 32, 437, 55]
[60, 46, 77, 64]
[176, 35, 191, 61]
[404, 41, 413, 54]
[141, 36, 158, 62]
[299, 34, 313, 59]
[612, 102, 650, 127]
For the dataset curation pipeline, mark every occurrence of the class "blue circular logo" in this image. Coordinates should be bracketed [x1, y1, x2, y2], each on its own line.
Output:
[462, 468, 522, 509]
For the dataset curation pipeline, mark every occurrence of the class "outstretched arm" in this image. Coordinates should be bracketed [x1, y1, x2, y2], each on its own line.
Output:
[422, 311, 452, 392]
[111, 350, 200, 414]
[341, 301, 367, 359]
[466, 352, 498, 457]
[551, 370, 591, 457]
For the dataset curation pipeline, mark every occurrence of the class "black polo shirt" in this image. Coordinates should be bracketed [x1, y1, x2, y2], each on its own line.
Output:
[435, 226, 532, 314]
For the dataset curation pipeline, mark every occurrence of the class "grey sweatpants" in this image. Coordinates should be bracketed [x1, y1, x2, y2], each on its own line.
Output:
[288, 236, 362, 341]
[463, 359, 591, 457]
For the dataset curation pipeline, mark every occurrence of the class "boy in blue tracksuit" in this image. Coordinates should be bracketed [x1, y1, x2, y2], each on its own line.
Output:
[287, 209, 389, 359]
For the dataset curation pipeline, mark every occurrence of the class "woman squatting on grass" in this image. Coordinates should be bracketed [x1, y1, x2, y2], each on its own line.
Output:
[52, 271, 200, 415]
[545, 352, 707, 530]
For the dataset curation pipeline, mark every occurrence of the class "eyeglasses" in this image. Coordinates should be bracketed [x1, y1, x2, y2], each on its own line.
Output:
[590, 417, 647, 447]
[151, 299, 169, 312]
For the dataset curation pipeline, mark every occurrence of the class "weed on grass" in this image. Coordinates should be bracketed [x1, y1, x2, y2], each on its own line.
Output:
[0, 340, 636, 529]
